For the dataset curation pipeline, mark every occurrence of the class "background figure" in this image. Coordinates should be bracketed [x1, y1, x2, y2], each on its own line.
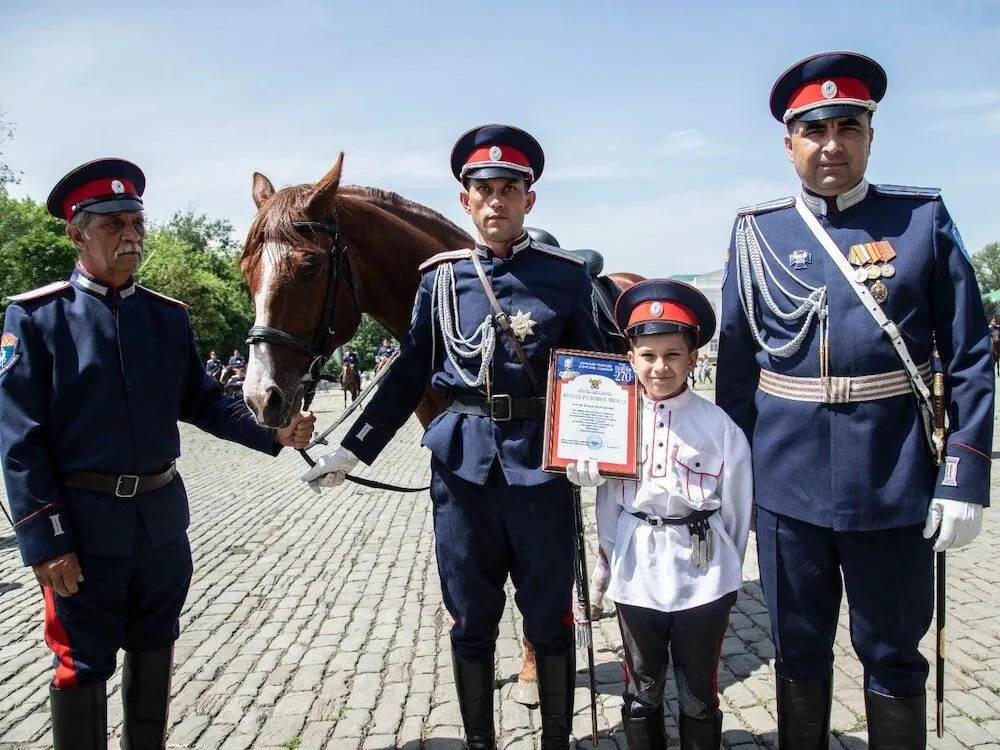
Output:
[205, 350, 223, 382]
[717, 52, 993, 749]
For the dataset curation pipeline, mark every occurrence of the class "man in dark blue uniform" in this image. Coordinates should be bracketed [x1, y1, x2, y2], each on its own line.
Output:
[205, 350, 223, 381]
[0, 158, 316, 749]
[302, 124, 604, 749]
[226, 348, 246, 371]
[717, 53, 993, 748]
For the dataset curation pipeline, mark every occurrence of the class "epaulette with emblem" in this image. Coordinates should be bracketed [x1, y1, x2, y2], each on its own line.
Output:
[137, 285, 189, 309]
[873, 184, 941, 201]
[418, 249, 473, 273]
[736, 196, 795, 216]
[6, 280, 72, 303]
[531, 244, 585, 265]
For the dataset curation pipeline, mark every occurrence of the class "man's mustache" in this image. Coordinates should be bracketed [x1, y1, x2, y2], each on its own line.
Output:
[114, 242, 144, 259]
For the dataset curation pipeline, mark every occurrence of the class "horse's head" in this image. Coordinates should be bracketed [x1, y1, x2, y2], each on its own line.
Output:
[240, 154, 362, 427]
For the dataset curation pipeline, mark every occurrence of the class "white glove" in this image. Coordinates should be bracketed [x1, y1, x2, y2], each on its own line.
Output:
[566, 459, 606, 488]
[300, 446, 359, 493]
[922, 498, 983, 552]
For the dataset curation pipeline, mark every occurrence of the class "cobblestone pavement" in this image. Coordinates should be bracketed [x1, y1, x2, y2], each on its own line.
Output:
[2, 387, 1000, 749]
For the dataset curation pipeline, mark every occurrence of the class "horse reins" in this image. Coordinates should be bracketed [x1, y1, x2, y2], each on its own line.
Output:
[245, 218, 429, 494]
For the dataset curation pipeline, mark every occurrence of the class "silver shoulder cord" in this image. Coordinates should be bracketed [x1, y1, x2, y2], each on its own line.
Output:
[430, 262, 496, 388]
[735, 214, 828, 361]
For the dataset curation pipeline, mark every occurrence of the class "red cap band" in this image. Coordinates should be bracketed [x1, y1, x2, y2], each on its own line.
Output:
[63, 177, 138, 219]
[786, 76, 871, 114]
[627, 301, 699, 330]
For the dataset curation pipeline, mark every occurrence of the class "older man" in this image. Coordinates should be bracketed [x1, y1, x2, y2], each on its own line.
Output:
[0, 158, 314, 749]
[717, 53, 993, 748]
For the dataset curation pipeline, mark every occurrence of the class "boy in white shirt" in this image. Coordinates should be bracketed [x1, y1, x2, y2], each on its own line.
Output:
[568, 279, 753, 750]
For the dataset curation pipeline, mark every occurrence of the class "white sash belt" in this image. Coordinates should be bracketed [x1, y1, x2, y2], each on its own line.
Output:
[759, 362, 931, 404]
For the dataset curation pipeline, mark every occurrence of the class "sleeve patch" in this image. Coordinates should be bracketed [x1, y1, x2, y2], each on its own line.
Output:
[0, 332, 19, 375]
[942, 455, 960, 487]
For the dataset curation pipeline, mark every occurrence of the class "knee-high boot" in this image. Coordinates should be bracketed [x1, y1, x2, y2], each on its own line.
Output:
[452, 649, 496, 750]
[621, 704, 666, 750]
[535, 649, 575, 749]
[776, 676, 832, 750]
[865, 690, 926, 749]
[121, 647, 173, 749]
[678, 709, 722, 750]
[50, 682, 108, 750]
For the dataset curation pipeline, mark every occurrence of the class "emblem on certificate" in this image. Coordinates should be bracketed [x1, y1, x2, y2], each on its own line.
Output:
[543, 348, 640, 479]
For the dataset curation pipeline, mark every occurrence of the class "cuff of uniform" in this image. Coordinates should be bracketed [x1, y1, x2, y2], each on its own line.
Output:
[933, 442, 992, 506]
[14, 504, 76, 567]
[341, 423, 385, 466]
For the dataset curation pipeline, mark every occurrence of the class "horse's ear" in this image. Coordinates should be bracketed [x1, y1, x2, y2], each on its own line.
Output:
[252, 172, 275, 209]
[305, 152, 344, 216]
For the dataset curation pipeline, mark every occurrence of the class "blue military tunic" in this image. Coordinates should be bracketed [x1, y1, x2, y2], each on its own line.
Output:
[717, 181, 994, 532]
[342, 235, 605, 483]
[1, 268, 278, 567]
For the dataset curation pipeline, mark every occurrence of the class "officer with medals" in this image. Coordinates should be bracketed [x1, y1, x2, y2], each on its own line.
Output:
[302, 124, 605, 749]
[0, 158, 315, 749]
[716, 53, 994, 748]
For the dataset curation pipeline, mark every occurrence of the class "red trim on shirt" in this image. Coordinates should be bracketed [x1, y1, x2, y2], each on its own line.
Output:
[13, 502, 60, 528]
[948, 440, 989, 460]
[43, 587, 77, 688]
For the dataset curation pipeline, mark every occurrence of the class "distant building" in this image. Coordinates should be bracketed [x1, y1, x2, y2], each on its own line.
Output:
[670, 270, 722, 360]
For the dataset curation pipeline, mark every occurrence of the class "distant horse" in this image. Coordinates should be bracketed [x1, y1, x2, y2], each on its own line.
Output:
[341, 361, 361, 404]
[238, 154, 642, 706]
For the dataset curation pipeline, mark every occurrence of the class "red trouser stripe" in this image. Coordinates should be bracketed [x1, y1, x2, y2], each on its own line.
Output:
[43, 587, 77, 688]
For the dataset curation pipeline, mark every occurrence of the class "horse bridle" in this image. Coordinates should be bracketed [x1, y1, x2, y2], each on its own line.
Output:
[245, 219, 359, 407]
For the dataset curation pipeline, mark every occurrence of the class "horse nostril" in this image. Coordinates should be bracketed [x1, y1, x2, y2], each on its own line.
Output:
[264, 386, 284, 416]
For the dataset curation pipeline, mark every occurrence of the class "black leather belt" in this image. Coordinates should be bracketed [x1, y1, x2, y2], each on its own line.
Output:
[628, 508, 718, 527]
[446, 394, 546, 422]
[63, 463, 177, 498]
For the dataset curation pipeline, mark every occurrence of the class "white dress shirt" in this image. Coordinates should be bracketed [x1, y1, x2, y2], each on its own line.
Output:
[596, 387, 754, 613]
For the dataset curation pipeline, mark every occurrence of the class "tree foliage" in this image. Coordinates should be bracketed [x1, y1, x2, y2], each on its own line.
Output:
[0, 109, 19, 187]
[0, 192, 77, 309]
[971, 240, 1000, 296]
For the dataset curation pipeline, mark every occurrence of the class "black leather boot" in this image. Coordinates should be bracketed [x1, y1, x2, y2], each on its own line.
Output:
[621, 705, 667, 750]
[865, 690, 926, 749]
[121, 647, 173, 749]
[451, 649, 496, 750]
[50, 682, 108, 749]
[776, 676, 832, 750]
[535, 649, 575, 749]
[679, 709, 722, 750]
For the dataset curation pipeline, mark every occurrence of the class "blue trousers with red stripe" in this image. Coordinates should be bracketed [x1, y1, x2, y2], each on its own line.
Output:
[430, 459, 576, 663]
[756, 508, 934, 698]
[43, 525, 192, 687]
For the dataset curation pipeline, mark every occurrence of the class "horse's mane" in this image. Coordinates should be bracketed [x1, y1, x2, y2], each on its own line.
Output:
[240, 183, 470, 273]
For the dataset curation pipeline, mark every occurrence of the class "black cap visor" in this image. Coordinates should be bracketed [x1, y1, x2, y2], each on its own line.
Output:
[463, 166, 532, 182]
[627, 321, 699, 340]
[78, 197, 145, 215]
[793, 103, 870, 123]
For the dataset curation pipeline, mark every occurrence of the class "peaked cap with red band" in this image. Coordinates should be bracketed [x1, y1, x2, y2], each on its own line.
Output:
[770, 51, 887, 124]
[46, 158, 145, 220]
[451, 124, 544, 184]
[614, 279, 716, 346]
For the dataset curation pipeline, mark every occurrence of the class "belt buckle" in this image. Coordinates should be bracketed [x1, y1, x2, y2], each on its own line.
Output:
[646, 515, 663, 527]
[115, 475, 140, 498]
[490, 394, 512, 421]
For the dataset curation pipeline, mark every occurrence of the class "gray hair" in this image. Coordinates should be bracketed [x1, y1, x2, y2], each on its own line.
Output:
[70, 210, 96, 234]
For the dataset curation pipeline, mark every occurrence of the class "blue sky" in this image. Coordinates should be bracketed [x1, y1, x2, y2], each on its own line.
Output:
[1, 0, 998, 277]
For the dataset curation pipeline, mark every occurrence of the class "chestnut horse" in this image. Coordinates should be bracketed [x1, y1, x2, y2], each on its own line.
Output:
[239, 154, 641, 705]
[340, 361, 361, 404]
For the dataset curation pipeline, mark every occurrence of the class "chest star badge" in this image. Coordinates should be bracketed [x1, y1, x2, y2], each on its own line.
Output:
[509, 310, 536, 341]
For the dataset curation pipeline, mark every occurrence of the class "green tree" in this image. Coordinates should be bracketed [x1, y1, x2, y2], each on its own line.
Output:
[0, 193, 76, 318]
[0, 109, 20, 187]
[971, 240, 1000, 296]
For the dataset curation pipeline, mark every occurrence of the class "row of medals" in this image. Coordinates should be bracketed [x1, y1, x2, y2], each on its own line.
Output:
[852, 257, 895, 303]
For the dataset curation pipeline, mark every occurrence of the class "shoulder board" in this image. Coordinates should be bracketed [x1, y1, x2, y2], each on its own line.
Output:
[418, 249, 473, 273]
[6, 280, 72, 303]
[531, 244, 585, 265]
[736, 196, 795, 216]
[873, 184, 941, 200]
[137, 285, 189, 309]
